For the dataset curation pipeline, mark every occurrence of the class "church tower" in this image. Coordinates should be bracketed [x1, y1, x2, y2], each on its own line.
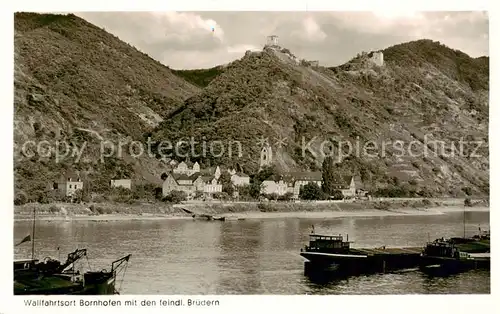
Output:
[259, 143, 273, 169]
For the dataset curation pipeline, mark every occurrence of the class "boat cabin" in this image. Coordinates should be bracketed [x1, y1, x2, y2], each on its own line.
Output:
[423, 240, 470, 259]
[472, 230, 490, 240]
[303, 234, 351, 253]
[14, 259, 38, 272]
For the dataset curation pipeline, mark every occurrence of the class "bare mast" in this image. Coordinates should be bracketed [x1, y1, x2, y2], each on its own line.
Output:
[463, 205, 466, 238]
[31, 208, 36, 260]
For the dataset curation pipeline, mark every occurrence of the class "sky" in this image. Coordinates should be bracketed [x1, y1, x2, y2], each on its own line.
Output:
[76, 11, 489, 70]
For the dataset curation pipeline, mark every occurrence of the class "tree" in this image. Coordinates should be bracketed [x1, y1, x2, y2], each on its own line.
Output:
[73, 189, 84, 203]
[481, 183, 490, 195]
[462, 186, 472, 196]
[14, 191, 28, 205]
[253, 165, 279, 183]
[237, 184, 260, 200]
[37, 192, 52, 204]
[163, 191, 187, 204]
[299, 182, 326, 200]
[249, 181, 262, 199]
[278, 192, 294, 201]
[322, 156, 336, 195]
[264, 193, 279, 201]
[132, 183, 157, 200]
[194, 190, 204, 200]
[331, 189, 344, 200]
[214, 191, 230, 200]
[417, 186, 434, 198]
[154, 187, 163, 200]
[464, 198, 472, 207]
[219, 172, 235, 196]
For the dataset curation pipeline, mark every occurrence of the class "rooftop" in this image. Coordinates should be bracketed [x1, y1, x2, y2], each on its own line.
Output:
[282, 171, 322, 182]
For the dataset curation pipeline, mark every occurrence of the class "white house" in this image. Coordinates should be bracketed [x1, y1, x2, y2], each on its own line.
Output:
[162, 172, 222, 198]
[54, 170, 83, 197]
[110, 179, 132, 189]
[202, 176, 222, 195]
[230, 172, 250, 186]
[281, 172, 323, 199]
[262, 180, 288, 196]
[172, 160, 200, 176]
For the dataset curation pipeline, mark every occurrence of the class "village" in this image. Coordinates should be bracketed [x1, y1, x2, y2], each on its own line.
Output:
[48, 144, 363, 204]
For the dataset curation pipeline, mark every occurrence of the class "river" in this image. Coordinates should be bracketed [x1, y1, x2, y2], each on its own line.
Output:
[14, 209, 490, 294]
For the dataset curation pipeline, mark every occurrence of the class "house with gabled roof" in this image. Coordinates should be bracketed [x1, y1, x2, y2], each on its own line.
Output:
[231, 171, 250, 186]
[262, 179, 289, 196]
[172, 159, 200, 176]
[162, 171, 221, 198]
[53, 169, 83, 197]
[329, 175, 356, 198]
[201, 175, 222, 195]
[254, 145, 358, 200]
[163, 172, 197, 196]
[281, 171, 323, 199]
[211, 165, 250, 186]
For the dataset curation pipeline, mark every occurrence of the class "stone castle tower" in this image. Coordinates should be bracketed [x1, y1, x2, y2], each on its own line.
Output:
[266, 35, 279, 47]
[369, 51, 384, 67]
[259, 143, 273, 169]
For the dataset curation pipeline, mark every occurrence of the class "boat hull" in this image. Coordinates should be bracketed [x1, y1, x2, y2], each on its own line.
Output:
[14, 272, 117, 295]
[301, 249, 421, 276]
[419, 255, 490, 276]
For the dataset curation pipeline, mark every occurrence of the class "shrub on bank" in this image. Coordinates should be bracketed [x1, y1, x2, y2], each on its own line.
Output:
[464, 198, 472, 207]
[14, 192, 28, 205]
[89, 204, 114, 215]
[277, 192, 294, 201]
[299, 182, 327, 200]
[162, 191, 187, 204]
[257, 202, 275, 212]
[372, 184, 435, 198]
[422, 199, 432, 206]
[373, 201, 391, 210]
[49, 205, 60, 213]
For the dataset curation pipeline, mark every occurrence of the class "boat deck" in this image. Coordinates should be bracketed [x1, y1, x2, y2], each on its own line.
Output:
[468, 253, 490, 258]
[455, 241, 490, 253]
[15, 274, 82, 294]
[301, 233, 490, 277]
[350, 247, 422, 256]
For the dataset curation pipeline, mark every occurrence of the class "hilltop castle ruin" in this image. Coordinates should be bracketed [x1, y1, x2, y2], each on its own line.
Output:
[369, 51, 384, 67]
[266, 35, 279, 47]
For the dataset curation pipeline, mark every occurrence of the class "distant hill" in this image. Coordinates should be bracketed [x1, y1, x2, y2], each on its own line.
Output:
[13, 13, 489, 199]
[171, 66, 225, 88]
[150, 40, 489, 197]
[381, 39, 489, 91]
[14, 12, 200, 200]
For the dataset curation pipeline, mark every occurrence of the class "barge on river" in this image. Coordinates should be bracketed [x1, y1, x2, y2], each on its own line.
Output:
[14, 248, 132, 295]
[419, 237, 490, 276]
[300, 233, 422, 277]
[14, 208, 132, 295]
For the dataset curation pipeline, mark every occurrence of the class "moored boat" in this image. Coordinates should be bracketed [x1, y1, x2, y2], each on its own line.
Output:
[14, 208, 132, 295]
[300, 233, 422, 277]
[419, 238, 490, 276]
[14, 248, 132, 295]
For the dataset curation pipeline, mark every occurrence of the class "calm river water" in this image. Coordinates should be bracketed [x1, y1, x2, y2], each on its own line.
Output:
[14, 210, 490, 294]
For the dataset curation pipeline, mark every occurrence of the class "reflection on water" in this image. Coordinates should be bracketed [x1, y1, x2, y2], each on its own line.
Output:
[14, 211, 490, 294]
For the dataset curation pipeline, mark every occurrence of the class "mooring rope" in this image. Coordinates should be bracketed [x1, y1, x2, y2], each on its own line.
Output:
[85, 254, 93, 272]
[117, 262, 129, 293]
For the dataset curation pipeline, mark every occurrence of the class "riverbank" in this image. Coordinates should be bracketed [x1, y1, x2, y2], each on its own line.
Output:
[13, 197, 488, 222]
